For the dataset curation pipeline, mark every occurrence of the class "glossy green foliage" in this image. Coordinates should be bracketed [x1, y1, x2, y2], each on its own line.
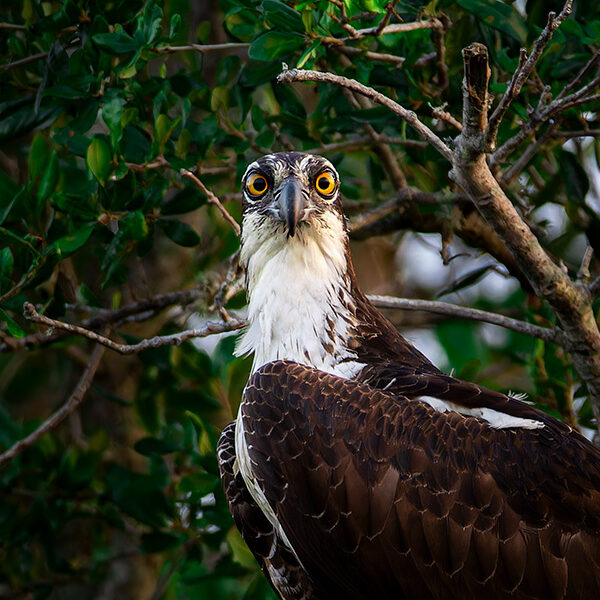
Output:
[1, 0, 599, 597]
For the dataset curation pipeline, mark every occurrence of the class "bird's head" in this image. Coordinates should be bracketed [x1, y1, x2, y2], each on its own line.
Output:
[240, 152, 346, 249]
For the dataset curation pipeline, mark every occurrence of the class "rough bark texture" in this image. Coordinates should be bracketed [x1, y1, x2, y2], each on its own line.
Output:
[452, 43, 600, 429]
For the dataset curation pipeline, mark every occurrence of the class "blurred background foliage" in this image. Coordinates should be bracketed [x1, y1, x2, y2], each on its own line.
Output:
[1, 0, 599, 597]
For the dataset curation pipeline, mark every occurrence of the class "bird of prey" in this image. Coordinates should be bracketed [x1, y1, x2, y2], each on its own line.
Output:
[217, 152, 600, 600]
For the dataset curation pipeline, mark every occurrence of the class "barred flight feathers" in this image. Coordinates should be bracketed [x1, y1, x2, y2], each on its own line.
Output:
[232, 360, 600, 600]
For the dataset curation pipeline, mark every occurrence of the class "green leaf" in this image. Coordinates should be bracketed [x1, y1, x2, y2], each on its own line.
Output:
[140, 531, 182, 554]
[92, 31, 138, 54]
[29, 132, 49, 181]
[36, 150, 59, 201]
[86, 138, 112, 185]
[161, 187, 206, 215]
[102, 95, 126, 148]
[134, 437, 182, 456]
[0, 308, 24, 338]
[52, 223, 94, 256]
[0, 247, 14, 280]
[159, 219, 200, 246]
[248, 31, 305, 62]
[168, 13, 182, 39]
[436, 264, 495, 298]
[456, 0, 527, 43]
[121, 210, 148, 241]
[262, 0, 304, 32]
[155, 114, 181, 154]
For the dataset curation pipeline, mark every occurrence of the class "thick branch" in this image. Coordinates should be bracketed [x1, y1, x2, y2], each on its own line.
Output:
[368, 295, 567, 346]
[349, 188, 532, 291]
[453, 43, 600, 430]
[23, 303, 244, 355]
[277, 68, 453, 162]
[0, 341, 105, 469]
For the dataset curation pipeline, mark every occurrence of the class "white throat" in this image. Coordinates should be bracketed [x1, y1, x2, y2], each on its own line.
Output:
[235, 211, 364, 379]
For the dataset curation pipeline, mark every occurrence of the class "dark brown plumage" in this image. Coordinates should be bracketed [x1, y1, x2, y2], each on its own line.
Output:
[217, 152, 600, 600]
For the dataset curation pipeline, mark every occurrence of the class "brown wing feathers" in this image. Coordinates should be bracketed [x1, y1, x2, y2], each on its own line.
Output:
[235, 360, 600, 600]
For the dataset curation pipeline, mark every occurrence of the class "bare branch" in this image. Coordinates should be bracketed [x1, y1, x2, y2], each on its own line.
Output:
[0, 23, 27, 30]
[23, 302, 244, 355]
[368, 295, 568, 346]
[432, 107, 462, 131]
[0, 51, 48, 71]
[492, 72, 600, 167]
[553, 129, 600, 139]
[486, 0, 573, 148]
[453, 43, 600, 433]
[154, 43, 249, 54]
[277, 67, 453, 162]
[336, 45, 406, 66]
[306, 135, 427, 154]
[0, 341, 105, 469]
[0, 288, 207, 353]
[349, 19, 438, 40]
[555, 48, 600, 101]
[180, 169, 241, 237]
[499, 121, 558, 186]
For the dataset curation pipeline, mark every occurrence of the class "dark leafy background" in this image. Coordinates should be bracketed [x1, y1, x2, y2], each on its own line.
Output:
[1, 0, 599, 597]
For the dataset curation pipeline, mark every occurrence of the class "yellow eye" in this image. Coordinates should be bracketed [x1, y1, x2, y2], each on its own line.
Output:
[246, 173, 269, 197]
[315, 171, 336, 197]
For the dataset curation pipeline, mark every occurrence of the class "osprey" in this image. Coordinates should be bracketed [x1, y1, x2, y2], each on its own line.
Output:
[217, 152, 600, 600]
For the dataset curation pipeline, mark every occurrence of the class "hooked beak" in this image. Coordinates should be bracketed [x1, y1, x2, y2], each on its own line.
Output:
[277, 178, 307, 238]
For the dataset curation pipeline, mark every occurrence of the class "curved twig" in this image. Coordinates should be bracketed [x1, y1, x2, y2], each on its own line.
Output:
[277, 68, 453, 162]
[0, 340, 105, 469]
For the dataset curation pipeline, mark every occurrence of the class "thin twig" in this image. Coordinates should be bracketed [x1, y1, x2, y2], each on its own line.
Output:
[499, 121, 558, 186]
[555, 48, 600, 101]
[154, 43, 249, 54]
[577, 246, 594, 283]
[336, 45, 406, 66]
[23, 302, 244, 355]
[348, 19, 438, 40]
[492, 73, 600, 167]
[0, 341, 105, 469]
[180, 169, 241, 237]
[0, 23, 27, 30]
[553, 129, 600, 139]
[486, 0, 573, 149]
[0, 288, 207, 353]
[368, 295, 568, 345]
[432, 107, 462, 131]
[0, 51, 48, 71]
[306, 135, 426, 154]
[125, 156, 169, 172]
[277, 68, 453, 162]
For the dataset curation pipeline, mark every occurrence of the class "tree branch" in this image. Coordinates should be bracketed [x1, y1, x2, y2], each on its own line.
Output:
[0, 288, 206, 353]
[486, 0, 573, 149]
[180, 169, 241, 237]
[23, 302, 244, 355]
[0, 51, 48, 71]
[452, 43, 600, 432]
[154, 43, 249, 54]
[368, 295, 568, 346]
[277, 67, 454, 162]
[0, 340, 105, 469]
